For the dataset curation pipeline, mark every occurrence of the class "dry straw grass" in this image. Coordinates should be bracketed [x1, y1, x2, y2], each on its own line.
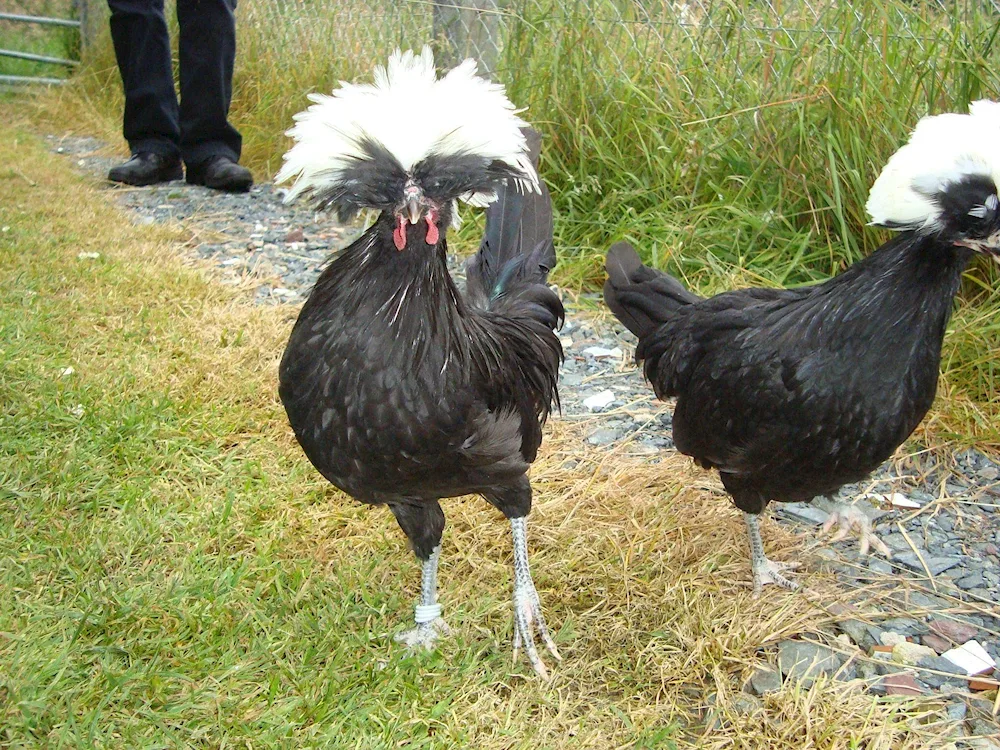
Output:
[0, 109, 974, 748]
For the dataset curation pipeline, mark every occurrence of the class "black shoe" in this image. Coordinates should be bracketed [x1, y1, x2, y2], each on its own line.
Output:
[108, 153, 183, 186]
[185, 155, 253, 193]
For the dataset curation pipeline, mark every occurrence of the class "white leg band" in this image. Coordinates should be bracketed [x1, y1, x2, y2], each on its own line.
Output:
[414, 603, 443, 624]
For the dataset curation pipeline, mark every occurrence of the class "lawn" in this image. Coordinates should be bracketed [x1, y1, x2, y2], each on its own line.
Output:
[0, 112, 965, 747]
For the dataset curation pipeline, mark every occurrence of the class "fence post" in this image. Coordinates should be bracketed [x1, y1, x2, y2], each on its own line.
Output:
[72, 0, 101, 60]
[432, 0, 502, 78]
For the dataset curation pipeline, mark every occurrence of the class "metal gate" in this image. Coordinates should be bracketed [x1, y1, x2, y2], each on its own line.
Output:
[0, 1, 84, 86]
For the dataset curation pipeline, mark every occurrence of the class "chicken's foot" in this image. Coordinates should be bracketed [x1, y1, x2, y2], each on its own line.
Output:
[744, 512, 801, 595]
[820, 501, 892, 557]
[510, 516, 560, 680]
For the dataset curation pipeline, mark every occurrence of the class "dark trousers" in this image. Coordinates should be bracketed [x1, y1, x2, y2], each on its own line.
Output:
[107, 0, 242, 166]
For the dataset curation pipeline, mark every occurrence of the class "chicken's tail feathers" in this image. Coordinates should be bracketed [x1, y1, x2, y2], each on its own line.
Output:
[465, 127, 561, 329]
[603, 241, 699, 340]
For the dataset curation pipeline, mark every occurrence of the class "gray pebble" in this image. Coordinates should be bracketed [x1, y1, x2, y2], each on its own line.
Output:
[879, 617, 923, 635]
[894, 553, 964, 576]
[746, 664, 783, 696]
[778, 503, 829, 526]
[777, 641, 844, 686]
[955, 572, 987, 590]
[868, 559, 894, 575]
[587, 428, 620, 446]
[908, 592, 950, 609]
[879, 533, 913, 553]
[838, 619, 876, 649]
[916, 656, 967, 689]
[947, 701, 968, 723]
[560, 373, 584, 387]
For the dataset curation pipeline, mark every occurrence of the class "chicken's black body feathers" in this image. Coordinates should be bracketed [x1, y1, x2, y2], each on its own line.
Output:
[279, 142, 561, 558]
[604, 237, 972, 515]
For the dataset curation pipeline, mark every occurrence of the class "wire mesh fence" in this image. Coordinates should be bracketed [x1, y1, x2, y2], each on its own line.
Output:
[240, 0, 1000, 122]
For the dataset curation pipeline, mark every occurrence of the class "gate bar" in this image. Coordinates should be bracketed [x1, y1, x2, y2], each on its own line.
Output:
[0, 12, 80, 28]
[0, 48, 78, 66]
[0, 74, 66, 85]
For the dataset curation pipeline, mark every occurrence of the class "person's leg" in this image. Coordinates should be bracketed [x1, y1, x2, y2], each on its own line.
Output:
[176, 0, 251, 190]
[107, 0, 180, 160]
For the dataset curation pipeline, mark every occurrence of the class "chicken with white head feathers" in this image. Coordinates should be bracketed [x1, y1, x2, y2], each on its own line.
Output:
[603, 103, 1000, 594]
[276, 48, 563, 678]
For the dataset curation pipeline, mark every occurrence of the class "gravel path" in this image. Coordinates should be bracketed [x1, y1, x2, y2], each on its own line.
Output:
[50, 135, 999, 741]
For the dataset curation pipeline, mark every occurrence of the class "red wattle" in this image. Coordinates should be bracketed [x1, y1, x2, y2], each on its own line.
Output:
[393, 217, 406, 250]
[425, 215, 439, 245]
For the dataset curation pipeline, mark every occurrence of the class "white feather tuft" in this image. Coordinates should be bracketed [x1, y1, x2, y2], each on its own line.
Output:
[866, 104, 1000, 230]
[275, 47, 538, 206]
[969, 98, 1000, 127]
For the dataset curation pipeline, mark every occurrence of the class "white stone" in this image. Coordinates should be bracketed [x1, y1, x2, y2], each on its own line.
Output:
[583, 390, 616, 411]
[892, 641, 936, 665]
[77, 252, 100, 260]
[835, 633, 858, 652]
[879, 631, 908, 647]
[941, 640, 996, 675]
[889, 492, 921, 509]
[60, 367, 74, 377]
[582, 346, 622, 359]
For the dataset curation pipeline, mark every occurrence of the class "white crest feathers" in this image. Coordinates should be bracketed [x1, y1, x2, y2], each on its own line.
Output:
[866, 101, 1000, 231]
[275, 47, 538, 206]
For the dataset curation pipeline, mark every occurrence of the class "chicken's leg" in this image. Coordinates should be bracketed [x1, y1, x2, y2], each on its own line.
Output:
[820, 500, 892, 557]
[744, 512, 800, 595]
[395, 545, 451, 649]
[510, 516, 561, 679]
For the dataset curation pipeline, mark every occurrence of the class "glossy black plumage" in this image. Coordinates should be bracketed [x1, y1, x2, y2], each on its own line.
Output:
[278, 138, 562, 561]
[604, 232, 975, 518]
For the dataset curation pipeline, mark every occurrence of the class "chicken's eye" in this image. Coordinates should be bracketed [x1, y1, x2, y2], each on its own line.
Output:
[967, 193, 998, 220]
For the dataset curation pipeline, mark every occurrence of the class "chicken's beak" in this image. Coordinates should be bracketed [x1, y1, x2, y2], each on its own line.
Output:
[953, 230, 1000, 261]
[404, 194, 421, 225]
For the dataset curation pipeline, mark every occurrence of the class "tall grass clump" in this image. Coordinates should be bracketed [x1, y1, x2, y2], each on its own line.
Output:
[64, 1, 1000, 279]
[502, 0, 1000, 284]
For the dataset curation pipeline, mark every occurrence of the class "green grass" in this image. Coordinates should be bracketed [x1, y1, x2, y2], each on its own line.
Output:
[0, 122, 555, 747]
[0, 118, 968, 749]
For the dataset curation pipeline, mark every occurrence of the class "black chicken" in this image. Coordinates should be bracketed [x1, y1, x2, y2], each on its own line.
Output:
[603, 104, 1000, 593]
[275, 48, 563, 677]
